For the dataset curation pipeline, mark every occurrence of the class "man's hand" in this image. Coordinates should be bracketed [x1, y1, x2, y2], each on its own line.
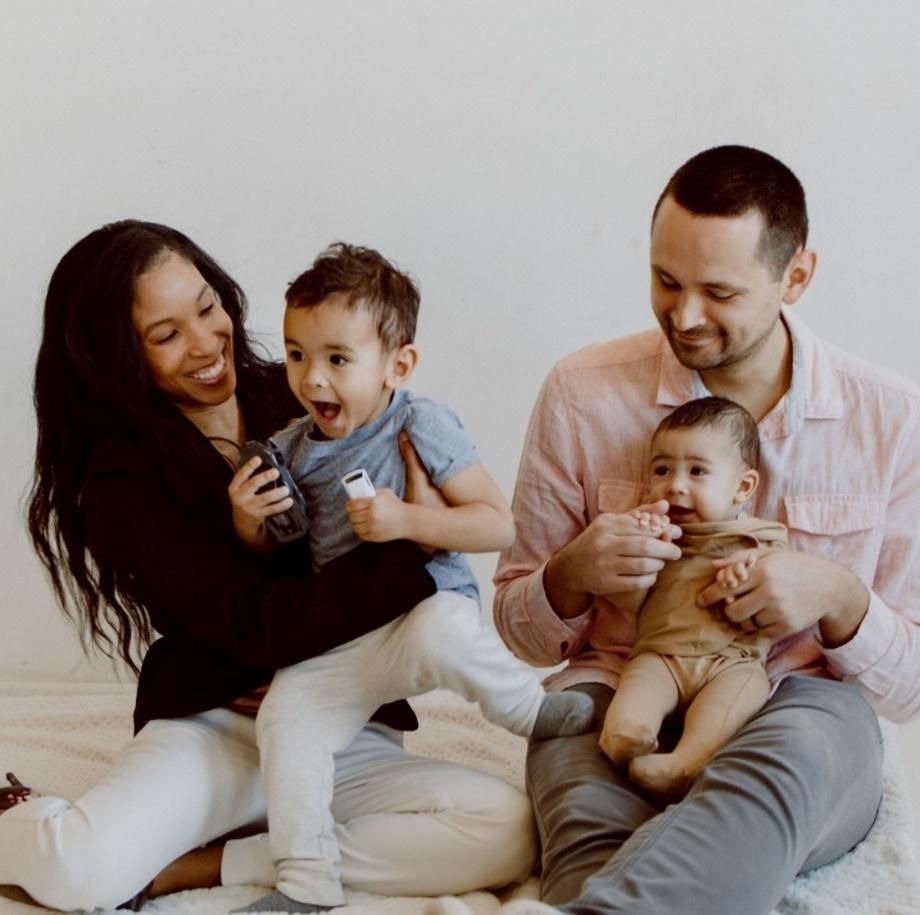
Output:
[346, 489, 409, 543]
[544, 500, 682, 619]
[697, 550, 870, 645]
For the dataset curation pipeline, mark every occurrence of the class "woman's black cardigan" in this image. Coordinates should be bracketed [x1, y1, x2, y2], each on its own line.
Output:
[81, 366, 435, 733]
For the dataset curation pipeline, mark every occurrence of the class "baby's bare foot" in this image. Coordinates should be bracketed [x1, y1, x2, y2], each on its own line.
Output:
[599, 727, 659, 766]
[629, 753, 696, 803]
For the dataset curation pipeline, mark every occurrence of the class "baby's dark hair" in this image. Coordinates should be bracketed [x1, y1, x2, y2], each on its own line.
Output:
[286, 242, 419, 350]
[653, 396, 760, 469]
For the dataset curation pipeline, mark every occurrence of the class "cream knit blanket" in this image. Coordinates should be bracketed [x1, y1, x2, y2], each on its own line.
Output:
[0, 683, 917, 914]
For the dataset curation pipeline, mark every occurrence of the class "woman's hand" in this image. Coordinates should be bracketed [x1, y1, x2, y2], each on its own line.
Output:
[397, 431, 444, 552]
[399, 431, 447, 510]
[228, 456, 294, 552]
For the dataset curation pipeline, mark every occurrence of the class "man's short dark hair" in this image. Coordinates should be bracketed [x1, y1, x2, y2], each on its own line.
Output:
[286, 242, 419, 349]
[653, 145, 808, 279]
[653, 396, 760, 469]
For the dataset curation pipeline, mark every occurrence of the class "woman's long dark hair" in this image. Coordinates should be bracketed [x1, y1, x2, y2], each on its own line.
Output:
[27, 220, 275, 674]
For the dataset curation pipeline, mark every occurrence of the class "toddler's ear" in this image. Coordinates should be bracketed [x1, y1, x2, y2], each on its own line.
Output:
[733, 467, 760, 506]
[386, 343, 418, 389]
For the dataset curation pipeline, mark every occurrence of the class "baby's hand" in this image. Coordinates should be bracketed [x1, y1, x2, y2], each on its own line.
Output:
[228, 456, 294, 546]
[346, 488, 408, 543]
[714, 548, 759, 605]
[629, 507, 672, 538]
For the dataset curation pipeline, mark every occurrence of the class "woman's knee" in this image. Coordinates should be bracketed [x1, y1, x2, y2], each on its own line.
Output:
[6, 798, 141, 911]
[462, 779, 537, 886]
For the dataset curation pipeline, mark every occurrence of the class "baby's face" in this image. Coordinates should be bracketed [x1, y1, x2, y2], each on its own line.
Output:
[283, 296, 397, 440]
[646, 425, 753, 523]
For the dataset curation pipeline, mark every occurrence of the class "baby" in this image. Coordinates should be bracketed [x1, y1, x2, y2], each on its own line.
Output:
[598, 396, 788, 801]
[229, 243, 592, 913]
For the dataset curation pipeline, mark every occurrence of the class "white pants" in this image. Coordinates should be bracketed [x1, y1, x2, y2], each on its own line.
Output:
[257, 591, 545, 905]
[0, 697, 536, 911]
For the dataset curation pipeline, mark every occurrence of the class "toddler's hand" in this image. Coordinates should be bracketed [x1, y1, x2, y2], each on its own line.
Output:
[228, 456, 295, 544]
[713, 549, 759, 605]
[346, 488, 408, 543]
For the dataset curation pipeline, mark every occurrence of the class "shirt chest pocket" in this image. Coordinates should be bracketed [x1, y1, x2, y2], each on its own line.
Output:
[596, 478, 647, 517]
[783, 494, 887, 578]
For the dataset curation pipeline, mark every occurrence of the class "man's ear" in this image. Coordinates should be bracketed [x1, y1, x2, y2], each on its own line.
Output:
[781, 248, 817, 305]
[734, 468, 760, 506]
[386, 344, 418, 389]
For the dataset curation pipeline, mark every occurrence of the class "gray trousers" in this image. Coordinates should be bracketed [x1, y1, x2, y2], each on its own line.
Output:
[527, 676, 883, 915]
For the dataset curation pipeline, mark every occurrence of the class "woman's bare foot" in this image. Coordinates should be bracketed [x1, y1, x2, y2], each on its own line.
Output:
[1, 772, 33, 812]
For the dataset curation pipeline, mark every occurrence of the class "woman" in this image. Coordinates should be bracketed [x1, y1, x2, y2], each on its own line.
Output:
[0, 221, 535, 911]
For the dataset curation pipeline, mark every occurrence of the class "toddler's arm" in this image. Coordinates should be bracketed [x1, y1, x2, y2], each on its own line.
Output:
[346, 462, 515, 553]
[228, 456, 295, 554]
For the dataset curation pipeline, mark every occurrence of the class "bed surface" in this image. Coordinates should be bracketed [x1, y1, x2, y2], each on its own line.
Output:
[1, 681, 918, 915]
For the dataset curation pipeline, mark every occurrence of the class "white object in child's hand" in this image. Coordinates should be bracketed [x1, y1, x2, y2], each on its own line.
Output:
[342, 468, 377, 499]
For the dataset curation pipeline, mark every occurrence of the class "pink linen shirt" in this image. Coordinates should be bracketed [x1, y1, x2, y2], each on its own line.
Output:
[494, 308, 920, 722]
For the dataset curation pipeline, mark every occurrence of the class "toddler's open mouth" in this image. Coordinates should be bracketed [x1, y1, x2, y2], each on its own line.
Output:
[312, 401, 341, 422]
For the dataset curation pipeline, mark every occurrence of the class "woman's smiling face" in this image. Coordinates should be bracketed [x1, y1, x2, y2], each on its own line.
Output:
[132, 251, 236, 412]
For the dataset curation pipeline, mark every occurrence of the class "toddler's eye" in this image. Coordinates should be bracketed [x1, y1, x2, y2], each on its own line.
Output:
[287, 350, 304, 363]
[652, 466, 669, 476]
[690, 466, 707, 476]
[329, 354, 348, 367]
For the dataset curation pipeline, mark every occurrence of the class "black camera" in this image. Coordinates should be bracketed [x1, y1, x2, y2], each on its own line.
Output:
[238, 440, 310, 543]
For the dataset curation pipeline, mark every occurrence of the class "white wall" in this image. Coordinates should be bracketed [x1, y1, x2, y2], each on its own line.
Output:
[1, 1, 918, 683]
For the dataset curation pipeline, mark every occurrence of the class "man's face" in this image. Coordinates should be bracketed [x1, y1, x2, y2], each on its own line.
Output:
[650, 196, 788, 372]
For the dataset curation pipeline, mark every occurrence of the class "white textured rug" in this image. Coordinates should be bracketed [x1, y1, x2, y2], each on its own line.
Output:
[0, 682, 918, 915]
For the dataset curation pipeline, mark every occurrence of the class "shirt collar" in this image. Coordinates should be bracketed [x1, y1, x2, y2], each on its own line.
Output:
[655, 307, 843, 439]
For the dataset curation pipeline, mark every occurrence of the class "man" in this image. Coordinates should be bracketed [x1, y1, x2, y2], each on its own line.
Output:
[494, 145, 920, 914]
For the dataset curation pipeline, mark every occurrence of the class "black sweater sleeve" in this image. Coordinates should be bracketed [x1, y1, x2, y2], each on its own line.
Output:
[84, 445, 436, 672]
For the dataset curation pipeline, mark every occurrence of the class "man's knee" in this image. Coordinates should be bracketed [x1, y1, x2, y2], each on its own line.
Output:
[710, 676, 882, 809]
[753, 677, 880, 751]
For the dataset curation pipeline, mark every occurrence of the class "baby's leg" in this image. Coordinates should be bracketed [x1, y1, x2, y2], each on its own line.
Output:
[599, 653, 679, 766]
[630, 660, 770, 801]
[378, 592, 592, 738]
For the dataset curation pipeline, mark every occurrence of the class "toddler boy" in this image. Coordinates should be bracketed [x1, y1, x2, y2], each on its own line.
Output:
[599, 396, 788, 801]
[229, 243, 593, 913]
